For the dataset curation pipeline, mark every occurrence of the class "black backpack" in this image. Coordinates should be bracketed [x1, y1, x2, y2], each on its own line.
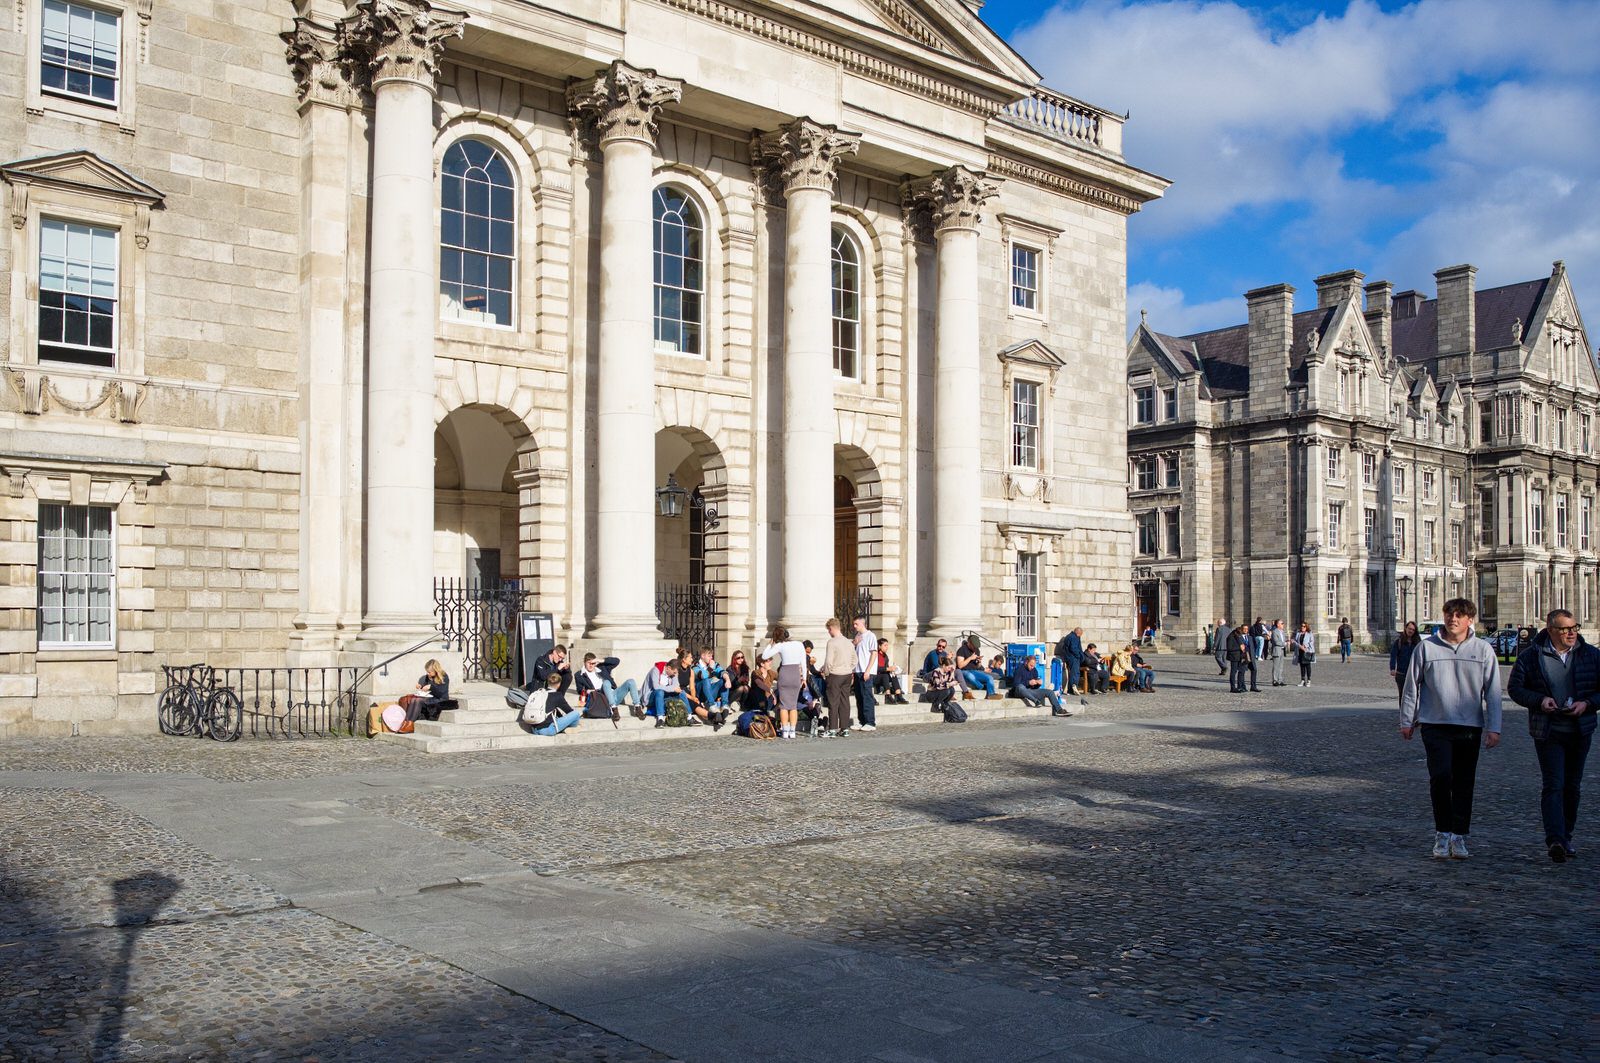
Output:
[583, 688, 619, 726]
[942, 702, 968, 724]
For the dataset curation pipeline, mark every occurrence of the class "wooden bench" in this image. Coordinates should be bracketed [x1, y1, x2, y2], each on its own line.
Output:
[1108, 674, 1128, 693]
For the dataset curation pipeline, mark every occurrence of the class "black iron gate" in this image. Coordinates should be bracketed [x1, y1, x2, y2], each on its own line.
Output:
[433, 578, 531, 681]
[835, 586, 874, 629]
[656, 583, 717, 651]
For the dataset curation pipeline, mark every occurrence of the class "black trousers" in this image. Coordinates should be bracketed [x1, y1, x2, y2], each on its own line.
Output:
[1421, 723, 1483, 835]
[824, 674, 854, 733]
[1536, 728, 1593, 847]
[1228, 660, 1248, 692]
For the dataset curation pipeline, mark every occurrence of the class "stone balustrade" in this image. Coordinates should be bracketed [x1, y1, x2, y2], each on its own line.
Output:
[1001, 87, 1124, 156]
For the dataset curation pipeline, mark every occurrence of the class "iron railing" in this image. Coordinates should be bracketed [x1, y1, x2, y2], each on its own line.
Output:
[835, 586, 874, 629]
[656, 582, 717, 651]
[433, 578, 531, 681]
[214, 666, 363, 738]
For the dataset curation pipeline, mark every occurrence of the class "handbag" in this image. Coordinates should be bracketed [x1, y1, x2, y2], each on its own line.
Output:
[747, 715, 777, 740]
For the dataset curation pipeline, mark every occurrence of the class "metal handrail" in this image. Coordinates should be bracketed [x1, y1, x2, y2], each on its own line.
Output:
[347, 633, 444, 693]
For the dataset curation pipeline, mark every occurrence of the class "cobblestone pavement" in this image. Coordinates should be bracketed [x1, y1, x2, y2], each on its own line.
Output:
[0, 789, 674, 1062]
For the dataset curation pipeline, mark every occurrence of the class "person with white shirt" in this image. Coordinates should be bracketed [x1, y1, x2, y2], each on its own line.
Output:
[760, 625, 807, 740]
[852, 617, 878, 732]
[575, 652, 639, 714]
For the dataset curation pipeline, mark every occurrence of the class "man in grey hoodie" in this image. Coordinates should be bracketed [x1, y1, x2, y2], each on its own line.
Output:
[1400, 598, 1502, 860]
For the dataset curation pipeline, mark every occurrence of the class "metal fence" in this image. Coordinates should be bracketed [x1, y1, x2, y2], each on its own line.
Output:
[656, 582, 717, 651]
[213, 666, 363, 738]
[433, 578, 531, 682]
[835, 586, 874, 629]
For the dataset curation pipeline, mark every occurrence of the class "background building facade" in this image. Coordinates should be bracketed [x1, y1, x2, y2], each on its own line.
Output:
[1128, 262, 1597, 650]
[0, 0, 1164, 734]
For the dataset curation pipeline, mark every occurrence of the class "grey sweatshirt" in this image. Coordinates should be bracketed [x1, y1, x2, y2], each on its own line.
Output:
[1399, 632, 1503, 732]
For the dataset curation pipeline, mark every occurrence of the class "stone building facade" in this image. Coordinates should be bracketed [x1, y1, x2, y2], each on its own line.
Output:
[1127, 262, 1598, 651]
[0, 0, 1164, 734]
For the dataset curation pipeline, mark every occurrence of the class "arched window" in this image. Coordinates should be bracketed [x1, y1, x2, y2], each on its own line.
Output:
[831, 227, 861, 378]
[653, 186, 703, 355]
[439, 139, 515, 326]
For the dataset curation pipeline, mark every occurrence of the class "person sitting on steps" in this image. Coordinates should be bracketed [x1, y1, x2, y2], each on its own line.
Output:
[520, 672, 582, 736]
[923, 651, 960, 712]
[640, 660, 684, 727]
[531, 644, 573, 699]
[873, 637, 911, 705]
[576, 652, 638, 714]
[1011, 653, 1072, 715]
[956, 636, 1002, 700]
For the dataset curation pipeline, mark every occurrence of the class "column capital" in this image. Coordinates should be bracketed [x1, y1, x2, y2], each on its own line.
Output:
[341, 0, 464, 91]
[568, 61, 684, 149]
[752, 117, 860, 198]
[282, 17, 360, 109]
[903, 165, 1000, 235]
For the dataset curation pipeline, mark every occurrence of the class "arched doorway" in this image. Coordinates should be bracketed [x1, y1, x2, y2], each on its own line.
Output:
[835, 474, 859, 603]
[655, 426, 727, 652]
[834, 444, 882, 628]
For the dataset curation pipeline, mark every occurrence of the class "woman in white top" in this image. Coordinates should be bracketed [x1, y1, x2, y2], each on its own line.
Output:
[1294, 622, 1317, 687]
[760, 625, 807, 740]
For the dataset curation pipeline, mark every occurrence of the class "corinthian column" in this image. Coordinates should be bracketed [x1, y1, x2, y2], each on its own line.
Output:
[342, 0, 464, 642]
[754, 118, 860, 633]
[569, 62, 683, 644]
[909, 167, 999, 632]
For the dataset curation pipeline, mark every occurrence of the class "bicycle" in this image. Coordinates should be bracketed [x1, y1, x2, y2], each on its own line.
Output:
[157, 664, 243, 742]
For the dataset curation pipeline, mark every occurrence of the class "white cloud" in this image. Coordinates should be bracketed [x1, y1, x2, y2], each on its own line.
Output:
[1126, 281, 1241, 336]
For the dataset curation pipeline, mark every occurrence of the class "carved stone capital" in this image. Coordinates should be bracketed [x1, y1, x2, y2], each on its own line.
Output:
[568, 61, 683, 149]
[904, 166, 1000, 234]
[282, 18, 360, 109]
[341, 0, 464, 91]
[752, 117, 860, 198]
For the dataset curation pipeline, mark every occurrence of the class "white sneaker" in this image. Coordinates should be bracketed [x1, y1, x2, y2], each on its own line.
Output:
[1449, 834, 1469, 859]
[1431, 832, 1450, 859]
[858, 723, 876, 732]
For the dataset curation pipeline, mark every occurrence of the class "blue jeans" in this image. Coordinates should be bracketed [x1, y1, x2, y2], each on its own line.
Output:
[1064, 657, 1083, 693]
[603, 678, 639, 707]
[1134, 666, 1154, 690]
[530, 708, 582, 736]
[1536, 728, 1593, 848]
[647, 689, 677, 718]
[1015, 684, 1062, 711]
[854, 673, 877, 726]
[1339, 639, 1352, 661]
[960, 670, 996, 695]
[697, 676, 728, 709]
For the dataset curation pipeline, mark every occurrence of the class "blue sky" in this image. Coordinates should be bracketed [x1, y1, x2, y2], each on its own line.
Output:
[977, 0, 1600, 338]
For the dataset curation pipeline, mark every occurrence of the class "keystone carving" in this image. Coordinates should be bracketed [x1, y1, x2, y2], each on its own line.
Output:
[341, 0, 464, 90]
[903, 166, 1000, 234]
[568, 61, 683, 148]
[752, 118, 860, 196]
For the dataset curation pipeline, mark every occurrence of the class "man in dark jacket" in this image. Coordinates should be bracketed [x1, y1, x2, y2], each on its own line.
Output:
[1054, 627, 1085, 695]
[1507, 609, 1598, 863]
[1226, 623, 1258, 693]
[531, 644, 572, 698]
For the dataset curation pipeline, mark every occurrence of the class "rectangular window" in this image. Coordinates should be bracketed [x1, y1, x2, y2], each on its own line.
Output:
[1327, 503, 1343, 550]
[1393, 464, 1407, 496]
[1583, 496, 1592, 551]
[1480, 401, 1493, 444]
[1136, 512, 1157, 556]
[1557, 493, 1570, 549]
[1010, 379, 1040, 470]
[1163, 455, 1180, 489]
[1010, 245, 1039, 311]
[1423, 579, 1436, 621]
[1449, 475, 1462, 504]
[1395, 516, 1407, 558]
[1166, 579, 1181, 616]
[1326, 573, 1341, 620]
[1451, 522, 1464, 563]
[1362, 452, 1376, 487]
[1532, 488, 1545, 546]
[38, 218, 118, 367]
[1422, 469, 1435, 500]
[1531, 402, 1543, 445]
[1164, 508, 1181, 555]
[1163, 387, 1178, 421]
[1337, 371, 1348, 410]
[1557, 408, 1568, 449]
[1133, 386, 1155, 425]
[1014, 553, 1039, 640]
[1133, 455, 1157, 491]
[1478, 487, 1495, 547]
[1582, 412, 1592, 454]
[1364, 507, 1376, 551]
[37, 503, 115, 647]
[41, 0, 120, 106]
[1423, 519, 1436, 561]
[1326, 446, 1341, 481]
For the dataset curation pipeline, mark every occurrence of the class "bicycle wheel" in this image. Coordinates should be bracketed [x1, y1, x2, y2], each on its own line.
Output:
[158, 685, 199, 736]
[206, 688, 243, 742]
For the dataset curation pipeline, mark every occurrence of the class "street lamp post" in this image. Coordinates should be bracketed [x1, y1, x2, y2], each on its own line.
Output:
[1397, 575, 1413, 628]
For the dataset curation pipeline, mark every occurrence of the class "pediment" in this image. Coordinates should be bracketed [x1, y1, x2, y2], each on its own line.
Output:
[792, 0, 1038, 82]
[998, 339, 1067, 372]
[1, 151, 164, 205]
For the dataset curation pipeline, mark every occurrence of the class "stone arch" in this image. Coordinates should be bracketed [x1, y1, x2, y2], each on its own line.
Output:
[654, 422, 742, 654]
[433, 114, 542, 193]
[833, 440, 894, 633]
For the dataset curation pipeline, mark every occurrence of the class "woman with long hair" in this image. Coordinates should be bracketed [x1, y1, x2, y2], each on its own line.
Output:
[407, 658, 451, 722]
[1389, 621, 1421, 699]
[1294, 622, 1317, 687]
[760, 624, 807, 740]
[727, 650, 752, 706]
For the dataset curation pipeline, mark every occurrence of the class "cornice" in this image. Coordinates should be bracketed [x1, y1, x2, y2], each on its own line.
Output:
[985, 152, 1142, 216]
[651, 0, 1005, 117]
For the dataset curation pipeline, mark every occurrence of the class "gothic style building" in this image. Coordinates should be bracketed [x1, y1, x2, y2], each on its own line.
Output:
[1127, 262, 1597, 650]
[0, 0, 1165, 733]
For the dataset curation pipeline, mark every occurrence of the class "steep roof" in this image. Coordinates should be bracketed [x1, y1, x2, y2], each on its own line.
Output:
[1390, 278, 1549, 362]
[1172, 307, 1335, 398]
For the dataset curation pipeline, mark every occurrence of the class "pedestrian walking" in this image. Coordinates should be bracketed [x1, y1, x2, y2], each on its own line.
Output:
[1389, 621, 1421, 699]
[1214, 618, 1229, 675]
[1399, 598, 1502, 860]
[1338, 618, 1354, 663]
[1506, 609, 1596, 863]
[1269, 619, 1288, 686]
[1293, 622, 1316, 686]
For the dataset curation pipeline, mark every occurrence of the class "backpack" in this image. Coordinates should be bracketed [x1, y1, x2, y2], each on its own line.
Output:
[583, 688, 618, 724]
[663, 697, 691, 727]
[506, 686, 530, 711]
[942, 702, 968, 724]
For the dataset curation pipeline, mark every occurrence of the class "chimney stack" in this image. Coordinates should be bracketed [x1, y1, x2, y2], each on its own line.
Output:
[1364, 279, 1393, 357]
[1246, 283, 1295, 415]
[1392, 290, 1424, 319]
[1434, 263, 1477, 355]
[1314, 269, 1365, 309]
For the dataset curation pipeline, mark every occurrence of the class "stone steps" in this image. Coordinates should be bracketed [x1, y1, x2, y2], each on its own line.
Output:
[379, 687, 1059, 753]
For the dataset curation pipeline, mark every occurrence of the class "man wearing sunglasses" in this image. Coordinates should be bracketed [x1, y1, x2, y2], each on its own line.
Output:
[1508, 609, 1598, 864]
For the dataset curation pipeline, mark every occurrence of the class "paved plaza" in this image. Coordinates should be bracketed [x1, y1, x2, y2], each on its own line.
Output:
[3, 653, 1595, 1062]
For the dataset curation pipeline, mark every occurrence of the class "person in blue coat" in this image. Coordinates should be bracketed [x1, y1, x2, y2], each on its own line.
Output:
[1388, 621, 1421, 700]
[1054, 627, 1084, 695]
[1507, 610, 1598, 863]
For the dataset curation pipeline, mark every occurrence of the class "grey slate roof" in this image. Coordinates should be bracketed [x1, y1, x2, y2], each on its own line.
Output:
[1172, 307, 1334, 398]
[1390, 278, 1548, 362]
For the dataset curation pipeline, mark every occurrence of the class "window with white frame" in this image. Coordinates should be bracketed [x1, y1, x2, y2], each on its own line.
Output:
[1362, 451, 1376, 487]
[1337, 370, 1348, 410]
[1133, 386, 1154, 425]
[37, 502, 115, 647]
[1422, 469, 1435, 500]
[1449, 475, 1462, 504]
[1327, 502, 1343, 550]
[1163, 454, 1180, 488]
[1162, 387, 1178, 421]
[1014, 552, 1040, 639]
[1585, 574, 1593, 622]
[652, 186, 704, 355]
[1557, 493, 1570, 549]
[439, 140, 515, 326]
[1326, 446, 1342, 481]
[1011, 379, 1040, 469]
[1582, 412, 1592, 453]
[1530, 401, 1544, 445]
[1583, 495, 1593, 551]
[1136, 512, 1157, 555]
[1166, 579, 1181, 616]
[1133, 455, 1157, 491]
[1010, 245, 1039, 311]
[1531, 487, 1545, 546]
[831, 227, 861, 378]
[1451, 522, 1464, 563]
[41, 0, 120, 106]
[1393, 464, 1407, 496]
[1164, 508, 1181, 555]
[1557, 407, 1568, 449]
[1395, 516, 1407, 557]
[1326, 573, 1341, 619]
[1533, 571, 1545, 621]
[1364, 507, 1376, 551]
[1423, 579, 1435, 620]
[1423, 519, 1436, 561]
[38, 218, 118, 367]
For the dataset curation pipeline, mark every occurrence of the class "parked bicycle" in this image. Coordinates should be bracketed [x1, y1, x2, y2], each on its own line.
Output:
[157, 663, 243, 742]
